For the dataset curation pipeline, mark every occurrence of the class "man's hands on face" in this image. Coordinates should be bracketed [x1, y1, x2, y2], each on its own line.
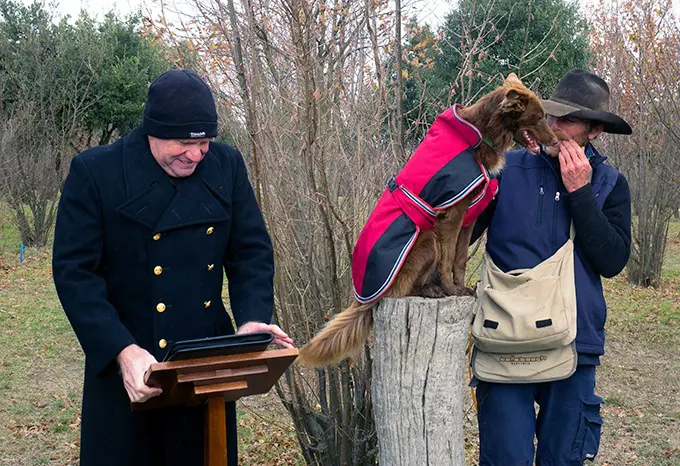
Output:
[117, 344, 163, 403]
[237, 321, 295, 349]
[558, 139, 592, 193]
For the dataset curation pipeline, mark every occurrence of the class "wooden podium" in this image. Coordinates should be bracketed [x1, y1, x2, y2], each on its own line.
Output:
[131, 348, 298, 466]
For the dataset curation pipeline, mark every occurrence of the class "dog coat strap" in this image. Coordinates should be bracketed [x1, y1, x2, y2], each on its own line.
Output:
[387, 177, 437, 231]
[463, 178, 498, 228]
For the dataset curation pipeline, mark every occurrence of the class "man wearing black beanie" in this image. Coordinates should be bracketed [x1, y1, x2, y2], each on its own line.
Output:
[52, 69, 293, 465]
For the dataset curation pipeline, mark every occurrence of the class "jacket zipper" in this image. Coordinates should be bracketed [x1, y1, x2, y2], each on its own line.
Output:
[553, 190, 561, 250]
[536, 186, 545, 227]
[539, 154, 565, 251]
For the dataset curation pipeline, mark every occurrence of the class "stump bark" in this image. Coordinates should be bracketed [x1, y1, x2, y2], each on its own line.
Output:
[371, 296, 476, 466]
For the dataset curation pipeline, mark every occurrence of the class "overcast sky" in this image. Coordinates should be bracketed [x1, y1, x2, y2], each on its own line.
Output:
[29, 0, 455, 28]
[44, 0, 149, 20]
[21, 0, 680, 30]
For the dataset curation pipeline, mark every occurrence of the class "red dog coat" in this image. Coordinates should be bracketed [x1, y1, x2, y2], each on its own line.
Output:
[352, 105, 499, 304]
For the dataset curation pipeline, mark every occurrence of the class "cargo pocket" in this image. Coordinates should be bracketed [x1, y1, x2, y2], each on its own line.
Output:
[571, 395, 603, 463]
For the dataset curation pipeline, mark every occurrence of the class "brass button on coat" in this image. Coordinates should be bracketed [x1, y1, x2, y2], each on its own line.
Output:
[207, 264, 215, 271]
[204, 300, 211, 308]
[153, 266, 163, 276]
[152, 233, 161, 241]
[159, 339, 167, 349]
[206, 226, 215, 235]
[156, 303, 166, 313]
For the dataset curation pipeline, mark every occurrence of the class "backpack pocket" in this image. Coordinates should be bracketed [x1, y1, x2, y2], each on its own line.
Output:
[472, 235, 577, 354]
[473, 275, 573, 352]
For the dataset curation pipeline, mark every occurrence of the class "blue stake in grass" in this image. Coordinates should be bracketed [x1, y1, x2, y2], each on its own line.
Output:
[20, 243, 24, 263]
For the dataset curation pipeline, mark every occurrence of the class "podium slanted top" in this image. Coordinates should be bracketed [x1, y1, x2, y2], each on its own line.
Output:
[132, 348, 298, 411]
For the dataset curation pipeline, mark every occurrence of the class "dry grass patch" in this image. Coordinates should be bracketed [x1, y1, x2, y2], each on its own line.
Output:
[1, 201, 678, 464]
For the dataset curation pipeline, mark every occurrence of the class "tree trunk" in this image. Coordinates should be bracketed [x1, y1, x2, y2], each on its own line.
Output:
[371, 296, 476, 466]
[393, 0, 404, 161]
[226, 0, 263, 207]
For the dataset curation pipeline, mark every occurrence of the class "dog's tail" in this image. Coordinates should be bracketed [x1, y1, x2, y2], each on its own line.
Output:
[297, 301, 374, 367]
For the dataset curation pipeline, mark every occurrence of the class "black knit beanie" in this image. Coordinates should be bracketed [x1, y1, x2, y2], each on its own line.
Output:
[142, 69, 218, 139]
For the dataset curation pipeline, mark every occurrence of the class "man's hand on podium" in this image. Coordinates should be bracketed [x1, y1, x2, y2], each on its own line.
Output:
[237, 322, 295, 349]
[117, 344, 164, 403]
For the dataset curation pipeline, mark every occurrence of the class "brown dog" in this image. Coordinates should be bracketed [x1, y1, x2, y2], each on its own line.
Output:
[298, 73, 559, 367]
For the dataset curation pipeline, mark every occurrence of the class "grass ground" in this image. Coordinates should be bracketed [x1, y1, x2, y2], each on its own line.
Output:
[591, 226, 680, 466]
[1, 202, 678, 465]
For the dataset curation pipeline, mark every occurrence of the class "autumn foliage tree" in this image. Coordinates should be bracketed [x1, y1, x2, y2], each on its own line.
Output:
[590, 0, 680, 287]
[151, 0, 407, 462]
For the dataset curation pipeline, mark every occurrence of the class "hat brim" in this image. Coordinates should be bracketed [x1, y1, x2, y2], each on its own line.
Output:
[542, 99, 632, 135]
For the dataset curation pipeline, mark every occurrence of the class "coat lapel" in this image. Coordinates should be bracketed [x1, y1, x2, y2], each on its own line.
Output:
[153, 173, 229, 233]
[116, 127, 229, 232]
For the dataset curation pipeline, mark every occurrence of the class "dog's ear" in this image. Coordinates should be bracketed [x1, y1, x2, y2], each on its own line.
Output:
[504, 73, 524, 88]
[501, 89, 528, 115]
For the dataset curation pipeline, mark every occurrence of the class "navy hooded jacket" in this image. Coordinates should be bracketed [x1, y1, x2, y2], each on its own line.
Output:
[472, 145, 632, 365]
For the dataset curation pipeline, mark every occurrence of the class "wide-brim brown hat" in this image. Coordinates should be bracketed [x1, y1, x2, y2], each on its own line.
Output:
[541, 69, 632, 135]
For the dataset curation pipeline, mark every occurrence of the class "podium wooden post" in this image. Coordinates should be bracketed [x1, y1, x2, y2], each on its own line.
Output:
[131, 348, 298, 466]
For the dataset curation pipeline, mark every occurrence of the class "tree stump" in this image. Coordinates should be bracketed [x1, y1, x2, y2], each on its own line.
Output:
[371, 296, 476, 466]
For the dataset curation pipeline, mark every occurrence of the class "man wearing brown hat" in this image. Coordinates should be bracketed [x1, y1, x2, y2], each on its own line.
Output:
[470, 69, 632, 465]
[52, 69, 293, 465]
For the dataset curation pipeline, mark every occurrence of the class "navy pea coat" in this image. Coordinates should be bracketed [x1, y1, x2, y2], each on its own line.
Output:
[52, 126, 274, 465]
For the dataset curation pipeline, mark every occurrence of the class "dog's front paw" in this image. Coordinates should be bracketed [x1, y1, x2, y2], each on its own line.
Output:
[419, 284, 447, 298]
[460, 286, 475, 297]
[443, 282, 475, 297]
[441, 281, 459, 296]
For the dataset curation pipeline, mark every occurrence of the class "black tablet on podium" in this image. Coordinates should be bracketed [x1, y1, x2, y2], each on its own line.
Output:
[162, 332, 274, 362]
